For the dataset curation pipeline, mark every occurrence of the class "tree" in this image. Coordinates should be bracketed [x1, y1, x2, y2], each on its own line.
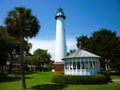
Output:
[33, 49, 51, 71]
[0, 26, 17, 74]
[111, 38, 120, 72]
[5, 7, 40, 89]
[7, 37, 18, 74]
[76, 29, 120, 71]
[76, 35, 89, 50]
[8, 40, 32, 74]
[0, 26, 8, 74]
[89, 29, 120, 70]
[67, 49, 76, 56]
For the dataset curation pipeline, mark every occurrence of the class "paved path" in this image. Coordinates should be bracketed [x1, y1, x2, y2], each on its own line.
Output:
[112, 79, 120, 83]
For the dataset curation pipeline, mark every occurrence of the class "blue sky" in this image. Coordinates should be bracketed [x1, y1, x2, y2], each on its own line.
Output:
[0, 0, 120, 59]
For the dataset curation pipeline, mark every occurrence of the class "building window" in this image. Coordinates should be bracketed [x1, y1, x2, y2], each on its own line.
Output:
[81, 62, 84, 69]
[65, 62, 67, 69]
[85, 62, 88, 69]
[70, 62, 73, 69]
[93, 61, 95, 69]
[77, 62, 80, 69]
[90, 62, 92, 69]
[73, 62, 76, 69]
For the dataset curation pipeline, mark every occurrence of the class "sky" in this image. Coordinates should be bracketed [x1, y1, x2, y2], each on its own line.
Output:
[0, 0, 120, 60]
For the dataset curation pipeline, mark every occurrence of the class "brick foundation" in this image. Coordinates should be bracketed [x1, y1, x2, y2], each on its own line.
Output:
[54, 63, 64, 72]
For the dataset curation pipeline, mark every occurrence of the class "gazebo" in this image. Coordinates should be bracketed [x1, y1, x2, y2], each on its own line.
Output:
[62, 49, 100, 75]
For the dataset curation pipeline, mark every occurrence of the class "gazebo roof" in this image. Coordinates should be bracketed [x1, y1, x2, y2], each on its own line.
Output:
[63, 49, 100, 60]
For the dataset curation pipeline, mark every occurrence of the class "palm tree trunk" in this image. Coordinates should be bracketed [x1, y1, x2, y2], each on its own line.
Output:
[20, 37, 26, 89]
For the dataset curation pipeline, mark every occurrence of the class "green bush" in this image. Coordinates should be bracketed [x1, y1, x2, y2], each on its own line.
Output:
[93, 74, 107, 84]
[51, 73, 108, 84]
[98, 70, 111, 82]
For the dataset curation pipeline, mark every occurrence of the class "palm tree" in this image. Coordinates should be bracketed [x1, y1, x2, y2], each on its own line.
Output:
[67, 49, 76, 56]
[76, 35, 89, 50]
[5, 7, 40, 89]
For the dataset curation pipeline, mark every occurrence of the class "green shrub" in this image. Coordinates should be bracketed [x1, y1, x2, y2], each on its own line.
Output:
[98, 70, 111, 82]
[93, 74, 107, 84]
[51, 73, 108, 84]
[51, 74, 62, 83]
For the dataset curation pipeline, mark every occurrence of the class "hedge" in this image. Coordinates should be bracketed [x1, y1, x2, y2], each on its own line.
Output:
[51, 73, 108, 84]
[98, 70, 111, 82]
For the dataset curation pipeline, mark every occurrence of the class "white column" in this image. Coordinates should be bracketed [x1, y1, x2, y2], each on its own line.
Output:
[79, 59, 81, 73]
[91, 59, 93, 75]
[71, 60, 73, 75]
[94, 60, 97, 74]
[83, 59, 85, 75]
[69, 60, 70, 75]
[98, 60, 100, 71]
[93, 58, 95, 75]
[75, 59, 77, 75]
[82, 59, 83, 75]
[88, 58, 90, 75]
[93, 60, 95, 74]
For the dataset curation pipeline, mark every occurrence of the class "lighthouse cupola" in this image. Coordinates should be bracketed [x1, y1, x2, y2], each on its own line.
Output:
[55, 7, 66, 20]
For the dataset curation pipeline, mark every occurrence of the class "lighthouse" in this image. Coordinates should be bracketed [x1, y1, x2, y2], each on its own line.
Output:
[55, 7, 67, 71]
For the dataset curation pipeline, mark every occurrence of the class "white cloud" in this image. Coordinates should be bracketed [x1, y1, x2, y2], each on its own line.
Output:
[29, 38, 77, 60]
[66, 38, 77, 51]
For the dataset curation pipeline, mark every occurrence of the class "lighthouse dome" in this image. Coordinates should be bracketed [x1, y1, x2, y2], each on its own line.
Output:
[55, 7, 66, 19]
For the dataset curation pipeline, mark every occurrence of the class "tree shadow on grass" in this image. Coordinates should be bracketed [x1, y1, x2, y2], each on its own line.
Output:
[0, 76, 21, 83]
[31, 84, 66, 90]
[0, 75, 32, 83]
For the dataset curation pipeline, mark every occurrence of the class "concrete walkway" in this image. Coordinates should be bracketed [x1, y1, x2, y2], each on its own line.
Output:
[112, 79, 120, 83]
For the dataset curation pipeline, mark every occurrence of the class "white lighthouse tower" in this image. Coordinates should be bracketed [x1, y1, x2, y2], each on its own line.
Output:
[55, 7, 67, 71]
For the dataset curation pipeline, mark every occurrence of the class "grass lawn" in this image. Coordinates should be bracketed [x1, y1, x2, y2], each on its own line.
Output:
[0, 72, 120, 90]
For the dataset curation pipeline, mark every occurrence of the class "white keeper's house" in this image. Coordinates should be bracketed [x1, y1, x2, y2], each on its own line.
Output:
[62, 49, 100, 75]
